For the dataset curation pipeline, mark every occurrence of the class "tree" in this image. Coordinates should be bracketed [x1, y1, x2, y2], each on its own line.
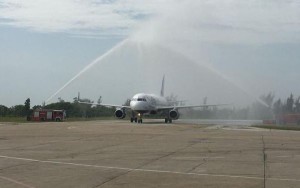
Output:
[78, 98, 93, 118]
[0, 105, 9, 117]
[295, 97, 300, 113]
[286, 93, 294, 113]
[273, 99, 283, 115]
[32, 105, 42, 110]
[58, 97, 65, 103]
[10, 105, 25, 116]
[24, 98, 31, 116]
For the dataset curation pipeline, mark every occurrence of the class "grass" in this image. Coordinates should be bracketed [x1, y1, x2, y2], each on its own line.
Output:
[252, 124, 300, 131]
[0, 116, 28, 123]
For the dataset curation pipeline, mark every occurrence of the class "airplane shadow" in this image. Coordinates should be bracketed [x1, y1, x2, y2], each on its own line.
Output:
[129, 120, 174, 125]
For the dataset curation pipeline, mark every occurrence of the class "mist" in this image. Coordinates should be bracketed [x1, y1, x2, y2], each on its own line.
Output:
[46, 1, 300, 107]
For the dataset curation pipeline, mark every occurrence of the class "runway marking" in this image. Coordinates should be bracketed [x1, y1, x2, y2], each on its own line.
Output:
[276, 155, 300, 158]
[276, 156, 290, 158]
[0, 155, 300, 182]
[0, 175, 36, 188]
[173, 156, 225, 160]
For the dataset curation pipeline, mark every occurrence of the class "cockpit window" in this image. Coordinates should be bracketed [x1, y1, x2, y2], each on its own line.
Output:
[131, 98, 146, 102]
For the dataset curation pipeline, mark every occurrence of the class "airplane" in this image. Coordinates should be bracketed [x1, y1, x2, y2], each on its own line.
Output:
[79, 76, 227, 123]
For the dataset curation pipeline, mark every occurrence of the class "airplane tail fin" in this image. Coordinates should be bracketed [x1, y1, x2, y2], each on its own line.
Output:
[160, 75, 165, 97]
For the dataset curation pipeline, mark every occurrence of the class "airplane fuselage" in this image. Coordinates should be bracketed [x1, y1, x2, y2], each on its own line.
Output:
[130, 93, 168, 114]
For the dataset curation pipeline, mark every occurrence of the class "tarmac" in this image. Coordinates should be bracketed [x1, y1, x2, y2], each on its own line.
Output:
[0, 120, 299, 188]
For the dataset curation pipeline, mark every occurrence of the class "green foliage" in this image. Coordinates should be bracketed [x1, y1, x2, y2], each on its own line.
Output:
[10, 105, 25, 117]
[273, 93, 300, 115]
[286, 93, 294, 113]
[44, 101, 114, 118]
[24, 98, 30, 116]
[0, 105, 9, 117]
[0, 97, 115, 118]
[2, 92, 300, 120]
[273, 99, 283, 115]
[32, 105, 42, 110]
[0, 116, 28, 122]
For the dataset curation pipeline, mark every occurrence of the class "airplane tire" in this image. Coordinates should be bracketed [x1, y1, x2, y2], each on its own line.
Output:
[165, 118, 168, 123]
[130, 118, 134, 123]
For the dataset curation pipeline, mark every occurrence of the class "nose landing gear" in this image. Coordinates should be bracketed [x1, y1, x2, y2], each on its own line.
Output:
[137, 113, 143, 124]
[130, 112, 143, 124]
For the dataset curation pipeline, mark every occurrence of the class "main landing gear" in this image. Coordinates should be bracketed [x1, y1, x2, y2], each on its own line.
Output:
[130, 117, 138, 123]
[165, 118, 172, 123]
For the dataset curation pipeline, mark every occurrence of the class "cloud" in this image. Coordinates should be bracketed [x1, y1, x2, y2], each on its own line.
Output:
[132, 0, 300, 44]
[0, 0, 168, 35]
[0, 0, 300, 43]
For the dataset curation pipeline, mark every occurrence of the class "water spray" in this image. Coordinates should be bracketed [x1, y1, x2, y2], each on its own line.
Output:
[45, 39, 129, 104]
[150, 43, 270, 108]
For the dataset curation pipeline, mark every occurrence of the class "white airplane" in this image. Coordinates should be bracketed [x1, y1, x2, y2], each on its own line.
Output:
[79, 76, 227, 123]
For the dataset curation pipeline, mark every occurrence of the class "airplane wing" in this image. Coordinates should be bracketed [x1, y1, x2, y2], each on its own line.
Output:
[156, 104, 231, 110]
[78, 101, 131, 109]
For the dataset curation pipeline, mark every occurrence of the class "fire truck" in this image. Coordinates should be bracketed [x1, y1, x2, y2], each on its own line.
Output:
[28, 109, 66, 122]
[276, 113, 300, 125]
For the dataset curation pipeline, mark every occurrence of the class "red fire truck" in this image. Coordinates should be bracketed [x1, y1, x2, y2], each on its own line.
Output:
[276, 113, 300, 125]
[28, 109, 66, 122]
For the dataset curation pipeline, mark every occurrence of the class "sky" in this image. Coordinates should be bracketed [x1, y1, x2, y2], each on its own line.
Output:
[1, 0, 300, 107]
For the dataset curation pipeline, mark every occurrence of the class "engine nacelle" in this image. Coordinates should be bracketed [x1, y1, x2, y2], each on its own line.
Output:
[169, 109, 180, 120]
[115, 109, 126, 119]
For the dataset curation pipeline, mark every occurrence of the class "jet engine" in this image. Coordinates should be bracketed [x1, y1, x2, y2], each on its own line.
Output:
[169, 109, 179, 120]
[115, 109, 126, 119]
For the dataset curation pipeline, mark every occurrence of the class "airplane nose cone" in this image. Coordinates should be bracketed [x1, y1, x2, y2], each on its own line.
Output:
[130, 101, 148, 112]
